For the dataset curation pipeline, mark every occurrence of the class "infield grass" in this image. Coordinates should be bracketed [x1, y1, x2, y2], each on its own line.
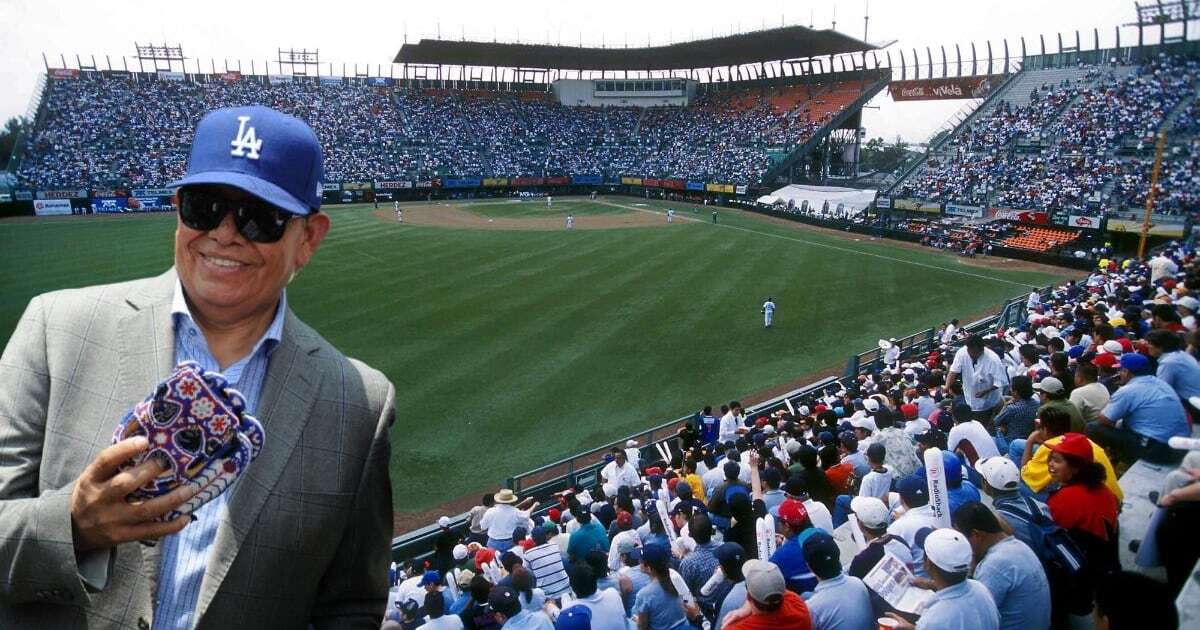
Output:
[0, 198, 1071, 514]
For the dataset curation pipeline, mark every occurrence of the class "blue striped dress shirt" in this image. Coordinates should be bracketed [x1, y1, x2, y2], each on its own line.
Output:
[152, 282, 286, 630]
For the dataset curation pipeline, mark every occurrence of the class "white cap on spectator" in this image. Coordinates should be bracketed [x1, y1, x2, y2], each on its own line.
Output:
[798, 405, 811, 416]
[903, 419, 932, 436]
[863, 399, 880, 413]
[850, 416, 877, 433]
[850, 496, 890, 529]
[1178, 296, 1200, 312]
[976, 456, 1020, 491]
[438, 516, 451, 529]
[626, 439, 638, 448]
[1099, 340, 1124, 355]
[453, 544, 469, 561]
[1034, 376, 1064, 394]
[924, 528, 973, 573]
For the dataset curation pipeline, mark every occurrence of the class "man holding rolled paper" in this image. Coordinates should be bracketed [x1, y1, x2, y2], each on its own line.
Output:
[0, 106, 395, 628]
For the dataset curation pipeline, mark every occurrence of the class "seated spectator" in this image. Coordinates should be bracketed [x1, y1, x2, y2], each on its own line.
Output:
[767, 498, 820, 596]
[802, 531, 874, 630]
[418, 590, 466, 630]
[461, 576, 501, 630]
[1145, 329, 1200, 413]
[563, 565, 625, 630]
[993, 375, 1039, 450]
[884, 528, 999, 630]
[947, 403, 1001, 465]
[488, 586, 553, 630]
[1033, 377, 1084, 434]
[887, 475, 942, 578]
[711, 543, 748, 630]
[951, 502, 1051, 630]
[1088, 352, 1190, 465]
[720, 560, 812, 630]
[1069, 363, 1110, 425]
[631, 543, 699, 630]
[1044, 434, 1121, 597]
[1021, 406, 1122, 501]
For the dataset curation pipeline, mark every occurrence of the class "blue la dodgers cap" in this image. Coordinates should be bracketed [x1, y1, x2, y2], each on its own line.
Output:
[170, 105, 323, 216]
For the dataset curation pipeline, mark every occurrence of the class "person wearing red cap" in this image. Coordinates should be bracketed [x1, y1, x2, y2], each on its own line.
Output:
[1045, 433, 1120, 601]
[766, 498, 819, 596]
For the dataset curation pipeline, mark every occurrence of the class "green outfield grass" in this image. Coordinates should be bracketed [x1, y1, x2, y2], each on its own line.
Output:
[464, 198, 630, 218]
[0, 198, 1072, 514]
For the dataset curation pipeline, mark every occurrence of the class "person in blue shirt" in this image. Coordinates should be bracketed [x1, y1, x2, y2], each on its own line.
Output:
[697, 406, 720, 445]
[885, 529, 999, 630]
[1089, 352, 1189, 465]
[566, 507, 610, 563]
[632, 544, 697, 630]
[1146, 329, 1200, 411]
[488, 586, 553, 630]
[952, 502, 1050, 630]
[767, 498, 820, 596]
[802, 531, 875, 630]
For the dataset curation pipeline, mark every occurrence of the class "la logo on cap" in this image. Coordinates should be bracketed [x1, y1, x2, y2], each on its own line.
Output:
[230, 115, 263, 160]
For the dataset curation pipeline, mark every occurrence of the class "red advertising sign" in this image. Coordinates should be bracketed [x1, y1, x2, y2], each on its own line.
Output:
[888, 75, 1005, 101]
[1067, 215, 1099, 229]
[643, 178, 661, 188]
[51, 68, 80, 79]
[992, 208, 1048, 225]
[662, 179, 685, 190]
[512, 177, 545, 186]
[220, 71, 242, 83]
[545, 176, 570, 185]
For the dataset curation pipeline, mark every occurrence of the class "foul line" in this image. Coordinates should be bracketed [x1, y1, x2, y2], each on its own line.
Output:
[596, 199, 1037, 289]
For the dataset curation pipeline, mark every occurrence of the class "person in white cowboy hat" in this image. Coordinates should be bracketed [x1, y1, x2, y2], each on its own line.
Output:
[480, 489, 537, 552]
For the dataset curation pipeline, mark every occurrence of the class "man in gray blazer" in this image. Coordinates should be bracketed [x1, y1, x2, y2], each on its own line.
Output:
[0, 106, 395, 628]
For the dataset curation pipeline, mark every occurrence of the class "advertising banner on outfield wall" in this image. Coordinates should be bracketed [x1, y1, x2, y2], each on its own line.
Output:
[342, 182, 372, 191]
[319, 76, 342, 86]
[513, 177, 545, 186]
[662, 179, 685, 190]
[15, 191, 34, 201]
[706, 183, 735, 194]
[51, 68, 79, 79]
[992, 208, 1048, 224]
[375, 180, 413, 189]
[892, 198, 942, 213]
[620, 177, 643, 185]
[367, 77, 395, 87]
[416, 180, 434, 188]
[686, 181, 705, 191]
[888, 74, 1005, 101]
[1107, 218, 1187, 237]
[571, 175, 602, 185]
[322, 183, 341, 191]
[132, 187, 175, 198]
[643, 178, 661, 187]
[91, 197, 128, 213]
[546, 176, 570, 185]
[1066, 215, 1100, 230]
[127, 196, 171, 211]
[33, 199, 72, 216]
[220, 71, 241, 83]
[876, 197, 892, 209]
[268, 74, 293, 85]
[944, 203, 984, 218]
[105, 70, 131, 78]
[482, 178, 509, 187]
[157, 71, 185, 82]
[735, 185, 748, 195]
[443, 177, 481, 188]
[37, 188, 88, 200]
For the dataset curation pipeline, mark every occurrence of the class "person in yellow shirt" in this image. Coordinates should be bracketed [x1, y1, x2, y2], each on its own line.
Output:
[1020, 406, 1123, 501]
[681, 458, 707, 504]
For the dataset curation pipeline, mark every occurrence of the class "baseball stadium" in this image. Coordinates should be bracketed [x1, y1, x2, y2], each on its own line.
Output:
[2, 1, 1200, 627]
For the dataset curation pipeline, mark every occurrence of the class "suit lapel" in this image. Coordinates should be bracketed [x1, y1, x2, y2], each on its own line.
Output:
[192, 310, 324, 625]
[116, 270, 178, 602]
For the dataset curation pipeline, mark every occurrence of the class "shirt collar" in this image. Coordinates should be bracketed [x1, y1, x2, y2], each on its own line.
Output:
[172, 280, 287, 359]
[814, 574, 846, 591]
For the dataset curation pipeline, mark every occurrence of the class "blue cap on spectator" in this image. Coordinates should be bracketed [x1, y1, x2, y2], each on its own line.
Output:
[1067, 345, 1085, 359]
[171, 106, 323, 215]
[897, 475, 928, 503]
[1120, 352, 1152, 374]
[556, 605, 593, 630]
[642, 543, 670, 564]
[818, 431, 835, 445]
[418, 570, 441, 586]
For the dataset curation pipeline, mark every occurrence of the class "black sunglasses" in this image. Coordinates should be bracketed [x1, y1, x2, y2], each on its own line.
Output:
[178, 187, 302, 243]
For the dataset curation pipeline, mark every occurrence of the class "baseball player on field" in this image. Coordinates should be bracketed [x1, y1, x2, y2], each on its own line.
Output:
[565, 214, 574, 230]
[666, 209, 674, 223]
[547, 195, 553, 207]
[761, 297, 776, 328]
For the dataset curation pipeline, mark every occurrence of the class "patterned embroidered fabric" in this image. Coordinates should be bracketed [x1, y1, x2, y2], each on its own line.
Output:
[112, 360, 265, 521]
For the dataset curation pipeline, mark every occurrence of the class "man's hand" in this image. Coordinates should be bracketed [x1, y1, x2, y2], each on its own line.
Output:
[69, 436, 198, 553]
[884, 613, 917, 629]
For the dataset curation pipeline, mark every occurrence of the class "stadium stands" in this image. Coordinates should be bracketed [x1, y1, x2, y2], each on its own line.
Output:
[391, 245, 1200, 629]
[15, 76, 869, 189]
[999, 224, 1080, 252]
[898, 54, 1200, 219]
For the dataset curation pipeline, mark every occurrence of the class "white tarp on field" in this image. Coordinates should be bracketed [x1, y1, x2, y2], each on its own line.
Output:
[759, 184, 877, 215]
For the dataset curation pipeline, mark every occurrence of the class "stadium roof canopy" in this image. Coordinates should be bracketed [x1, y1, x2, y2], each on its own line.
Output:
[394, 25, 876, 71]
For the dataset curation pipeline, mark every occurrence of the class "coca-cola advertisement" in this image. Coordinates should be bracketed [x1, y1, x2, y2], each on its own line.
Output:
[888, 75, 1005, 101]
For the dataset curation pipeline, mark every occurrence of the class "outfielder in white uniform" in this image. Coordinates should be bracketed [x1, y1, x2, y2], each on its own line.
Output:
[547, 195, 553, 207]
[565, 214, 574, 230]
[762, 297, 776, 328]
[667, 209, 674, 223]
[394, 201, 402, 222]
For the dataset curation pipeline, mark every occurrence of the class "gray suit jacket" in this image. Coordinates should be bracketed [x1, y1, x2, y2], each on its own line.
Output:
[0, 270, 395, 629]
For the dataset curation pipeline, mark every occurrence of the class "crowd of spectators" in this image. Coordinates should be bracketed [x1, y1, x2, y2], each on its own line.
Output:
[15, 75, 857, 190]
[901, 54, 1200, 219]
[383, 246, 1200, 629]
